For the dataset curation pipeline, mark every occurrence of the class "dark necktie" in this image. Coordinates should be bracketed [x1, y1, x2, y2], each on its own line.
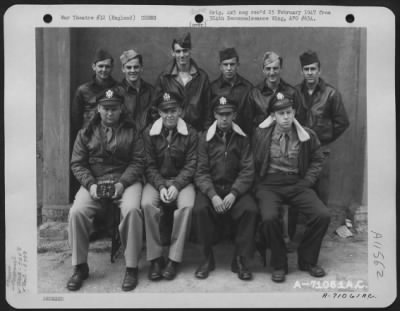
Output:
[222, 131, 227, 145]
[166, 129, 173, 145]
[105, 127, 113, 143]
[281, 133, 289, 157]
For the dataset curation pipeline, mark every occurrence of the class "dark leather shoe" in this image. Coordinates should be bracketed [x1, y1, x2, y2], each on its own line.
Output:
[66, 263, 89, 291]
[148, 257, 165, 281]
[298, 261, 326, 277]
[231, 256, 252, 281]
[122, 268, 138, 291]
[271, 268, 287, 283]
[162, 260, 179, 280]
[195, 251, 215, 279]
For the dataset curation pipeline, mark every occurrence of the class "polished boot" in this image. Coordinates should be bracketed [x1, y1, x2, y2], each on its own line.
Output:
[231, 256, 252, 281]
[122, 267, 138, 291]
[66, 263, 89, 291]
[148, 257, 165, 281]
[162, 259, 179, 280]
[195, 249, 215, 279]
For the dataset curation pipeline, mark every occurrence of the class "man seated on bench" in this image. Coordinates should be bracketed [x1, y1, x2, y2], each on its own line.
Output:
[141, 92, 198, 281]
[192, 96, 258, 281]
[253, 92, 330, 283]
[68, 88, 145, 291]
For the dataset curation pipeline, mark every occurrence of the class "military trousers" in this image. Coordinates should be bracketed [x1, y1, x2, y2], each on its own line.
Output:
[192, 191, 258, 258]
[68, 183, 143, 268]
[255, 175, 330, 270]
[141, 183, 194, 263]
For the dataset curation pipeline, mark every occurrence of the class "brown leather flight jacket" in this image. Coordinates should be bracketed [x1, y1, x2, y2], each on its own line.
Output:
[143, 119, 198, 191]
[70, 112, 145, 190]
[154, 59, 212, 132]
[195, 124, 255, 199]
[295, 78, 350, 145]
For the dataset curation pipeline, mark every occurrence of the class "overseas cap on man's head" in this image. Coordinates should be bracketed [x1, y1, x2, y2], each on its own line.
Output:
[219, 47, 239, 62]
[269, 92, 294, 113]
[158, 92, 182, 111]
[172, 32, 191, 49]
[300, 50, 320, 67]
[96, 89, 124, 107]
[213, 96, 238, 114]
[120, 49, 141, 65]
[263, 51, 281, 67]
[93, 48, 113, 64]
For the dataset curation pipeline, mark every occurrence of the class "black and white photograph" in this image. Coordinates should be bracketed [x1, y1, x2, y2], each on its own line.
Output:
[4, 4, 396, 308]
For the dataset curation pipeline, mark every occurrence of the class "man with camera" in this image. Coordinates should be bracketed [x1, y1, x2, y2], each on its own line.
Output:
[68, 88, 145, 291]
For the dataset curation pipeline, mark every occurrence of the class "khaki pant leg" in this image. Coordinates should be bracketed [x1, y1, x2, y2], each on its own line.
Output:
[168, 184, 195, 263]
[118, 182, 143, 268]
[68, 186, 103, 266]
[141, 183, 163, 261]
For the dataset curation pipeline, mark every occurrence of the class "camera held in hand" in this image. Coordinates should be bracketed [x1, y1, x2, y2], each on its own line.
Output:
[97, 179, 116, 199]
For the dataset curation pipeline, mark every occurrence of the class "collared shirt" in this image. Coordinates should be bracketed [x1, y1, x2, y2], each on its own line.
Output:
[101, 124, 117, 152]
[267, 125, 300, 174]
[216, 127, 233, 146]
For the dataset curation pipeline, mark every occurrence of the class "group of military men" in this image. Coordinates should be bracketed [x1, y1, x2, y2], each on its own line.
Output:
[67, 32, 349, 291]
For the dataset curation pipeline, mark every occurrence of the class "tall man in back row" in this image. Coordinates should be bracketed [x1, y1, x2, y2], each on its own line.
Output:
[253, 93, 330, 283]
[154, 32, 212, 132]
[295, 50, 349, 204]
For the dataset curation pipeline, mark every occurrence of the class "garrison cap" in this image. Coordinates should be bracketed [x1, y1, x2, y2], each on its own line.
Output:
[93, 48, 113, 64]
[172, 32, 191, 49]
[213, 96, 238, 113]
[96, 89, 123, 107]
[158, 92, 182, 111]
[263, 51, 282, 67]
[219, 47, 239, 62]
[300, 50, 320, 67]
[269, 92, 294, 113]
[120, 49, 141, 66]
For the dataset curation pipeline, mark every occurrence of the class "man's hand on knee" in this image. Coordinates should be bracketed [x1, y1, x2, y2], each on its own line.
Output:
[211, 195, 224, 214]
[112, 182, 125, 199]
[222, 193, 236, 212]
[167, 185, 179, 202]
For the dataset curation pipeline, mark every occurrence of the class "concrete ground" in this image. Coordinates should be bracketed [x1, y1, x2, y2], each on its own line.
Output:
[38, 227, 368, 294]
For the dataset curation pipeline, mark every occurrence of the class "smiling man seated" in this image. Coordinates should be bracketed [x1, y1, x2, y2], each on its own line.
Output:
[141, 92, 198, 281]
[253, 92, 330, 283]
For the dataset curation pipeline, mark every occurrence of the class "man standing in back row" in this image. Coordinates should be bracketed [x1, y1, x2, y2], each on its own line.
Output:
[154, 32, 212, 132]
[71, 48, 117, 142]
[117, 49, 157, 133]
[247, 51, 301, 130]
[210, 47, 253, 135]
[295, 50, 349, 204]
